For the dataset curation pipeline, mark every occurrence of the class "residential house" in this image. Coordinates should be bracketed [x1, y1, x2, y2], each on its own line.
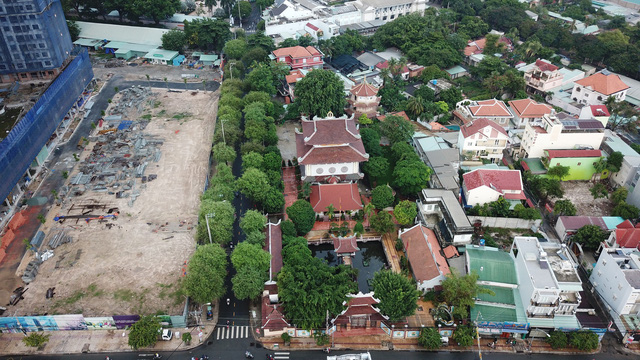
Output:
[332, 54, 368, 76]
[458, 118, 510, 163]
[571, 70, 630, 106]
[602, 130, 640, 188]
[454, 99, 514, 128]
[332, 292, 389, 332]
[377, 111, 410, 122]
[462, 169, 526, 207]
[271, 46, 324, 70]
[463, 34, 513, 66]
[346, 80, 380, 119]
[296, 114, 369, 182]
[510, 237, 583, 330]
[355, 0, 427, 23]
[283, 69, 307, 101]
[445, 65, 469, 80]
[579, 105, 610, 127]
[590, 248, 640, 329]
[309, 182, 363, 216]
[413, 135, 460, 192]
[375, 60, 423, 81]
[555, 216, 625, 241]
[542, 149, 603, 181]
[418, 189, 474, 244]
[399, 224, 450, 292]
[508, 98, 554, 128]
[523, 59, 564, 95]
[520, 114, 605, 159]
[144, 49, 179, 65]
[602, 220, 640, 250]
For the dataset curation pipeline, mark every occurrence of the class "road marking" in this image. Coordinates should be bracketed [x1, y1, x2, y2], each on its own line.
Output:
[215, 326, 250, 340]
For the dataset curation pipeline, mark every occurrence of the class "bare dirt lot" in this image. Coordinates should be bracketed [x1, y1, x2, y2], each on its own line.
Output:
[11, 89, 218, 316]
[277, 121, 298, 163]
[560, 181, 613, 217]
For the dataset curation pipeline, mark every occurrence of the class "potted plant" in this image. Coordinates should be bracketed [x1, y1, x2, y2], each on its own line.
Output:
[182, 332, 192, 345]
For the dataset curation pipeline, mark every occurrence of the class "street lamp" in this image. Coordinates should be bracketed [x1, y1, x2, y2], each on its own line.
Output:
[205, 213, 215, 244]
[220, 118, 228, 145]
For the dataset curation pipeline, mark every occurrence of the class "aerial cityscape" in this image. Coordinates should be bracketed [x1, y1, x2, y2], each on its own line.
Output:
[1, 0, 640, 359]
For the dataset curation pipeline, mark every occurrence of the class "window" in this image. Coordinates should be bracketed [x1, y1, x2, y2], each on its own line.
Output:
[494, 140, 499, 145]
[576, 87, 581, 92]
[577, 162, 581, 166]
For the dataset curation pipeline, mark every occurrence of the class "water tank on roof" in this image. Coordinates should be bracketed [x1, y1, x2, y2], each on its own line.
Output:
[431, 80, 437, 85]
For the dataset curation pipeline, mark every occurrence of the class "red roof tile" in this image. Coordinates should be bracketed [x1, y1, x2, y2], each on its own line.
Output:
[460, 118, 509, 139]
[557, 216, 607, 232]
[508, 98, 553, 118]
[377, 111, 409, 121]
[443, 245, 459, 259]
[306, 22, 319, 31]
[590, 105, 610, 117]
[262, 294, 290, 330]
[535, 59, 558, 72]
[272, 45, 321, 59]
[296, 116, 369, 165]
[285, 69, 305, 84]
[615, 220, 640, 248]
[464, 38, 487, 56]
[333, 235, 359, 254]
[310, 183, 363, 212]
[333, 292, 388, 325]
[265, 222, 283, 281]
[468, 99, 513, 118]
[575, 72, 630, 96]
[401, 225, 449, 283]
[463, 169, 525, 195]
[350, 81, 379, 97]
[545, 149, 602, 159]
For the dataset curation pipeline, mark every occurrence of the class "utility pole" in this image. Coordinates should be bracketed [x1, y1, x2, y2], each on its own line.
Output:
[220, 118, 227, 145]
[475, 311, 482, 360]
[205, 213, 215, 244]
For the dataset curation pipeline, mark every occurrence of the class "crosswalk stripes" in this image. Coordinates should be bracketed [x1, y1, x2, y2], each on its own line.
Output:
[273, 352, 290, 360]
[215, 325, 250, 340]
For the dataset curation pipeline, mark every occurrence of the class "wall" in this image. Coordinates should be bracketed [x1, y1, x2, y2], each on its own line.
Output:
[468, 216, 539, 229]
[0, 49, 93, 203]
[590, 250, 638, 315]
[545, 157, 600, 181]
[523, 131, 604, 158]
[304, 162, 359, 178]
[464, 186, 501, 206]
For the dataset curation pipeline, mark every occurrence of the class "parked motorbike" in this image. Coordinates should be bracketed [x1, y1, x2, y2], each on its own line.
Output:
[245, 351, 254, 359]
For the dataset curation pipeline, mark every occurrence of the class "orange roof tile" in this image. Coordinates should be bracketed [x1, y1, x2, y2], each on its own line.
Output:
[350, 81, 379, 97]
[508, 98, 554, 118]
[272, 46, 321, 59]
[468, 99, 513, 117]
[401, 225, 449, 282]
[575, 72, 629, 96]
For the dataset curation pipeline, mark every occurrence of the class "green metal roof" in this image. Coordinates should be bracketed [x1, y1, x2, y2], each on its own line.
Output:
[73, 38, 102, 47]
[528, 315, 581, 330]
[466, 246, 518, 284]
[144, 49, 179, 61]
[471, 304, 517, 323]
[199, 54, 219, 62]
[446, 65, 467, 75]
[478, 286, 515, 305]
[105, 41, 157, 52]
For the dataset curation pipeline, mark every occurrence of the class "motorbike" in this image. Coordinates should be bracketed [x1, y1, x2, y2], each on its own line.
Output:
[245, 351, 254, 359]
[266, 355, 274, 360]
[153, 354, 162, 360]
[323, 348, 331, 353]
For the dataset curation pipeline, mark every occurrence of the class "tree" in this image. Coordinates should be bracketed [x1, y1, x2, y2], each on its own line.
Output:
[66, 20, 80, 42]
[406, 96, 426, 119]
[231, 0, 252, 21]
[391, 142, 419, 163]
[237, 168, 271, 203]
[547, 165, 570, 181]
[185, 244, 228, 303]
[232, 266, 266, 300]
[184, 18, 231, 51]
[612, 187, 629, 205]
[240, 210, 267, 235]
[363, 157, 389, 184]
[242, 151, 264, 171]
[372, 270, 420, 321]
[439, 87, 463, 109]
[392, 159, 432, 196]
[245, 231, 266, 246]
[569, 330, 598, 351]
[360, 128, 383, 157]
[547, 330, 568, 349]
[161, 29, 187, 52]
[453, 326, 475, 347]
[612, 202, 640, 220]
[212, 143, 236, 164]
[418, 328, 442, 349]
[590, 183, 608, 199]
[370, 211, 395, 234]
[553, 199, 577, 216]
[379, 115, 414, 144]
[127, 316, 161, 349]
[197, 200, 235, 244]
[527, 175, 564, 202]
[263, 188, 285, 214]
[394, 200, 417, 226]
[245, 62, 278, 96]
[294, 70, 347, 118]
[371, 185, 394, 210]
[286, 200, 316, 235]
[231, 242, 271, 273]
[572, 225, 607, 250]
[22, 332, 50, 348]
[606, 151, 624, 173]
[247, 31, 276, 52]
[441, 270, 494, 319]
[223, 39, 247, 60]
[263, 152, 282, 172]
[137, 0, 181, 24]
[358, 113, 373, 126]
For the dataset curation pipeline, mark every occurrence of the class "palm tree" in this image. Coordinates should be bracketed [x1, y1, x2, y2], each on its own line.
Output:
[202, 79, 207, 93]
[163, 77, 168, 90]
[184, 78, 188, 91]
[326, 203, 336, 220]
[146, 74, 151, 89]
[406, 96, 425, 120]
[364, 202, 375, 222]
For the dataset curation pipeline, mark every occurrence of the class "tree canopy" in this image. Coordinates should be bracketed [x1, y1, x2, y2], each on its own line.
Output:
[572, 225, 607, 250]
[286, 200, 316, 235]
[184, 244, 228, 303]
[371, 270, 420, 321]
[293, 70, 347, 118]
[240, 210, 267, 235]
[371, 185, 394, 210]
[127, 316, 161, 349]
[161, 28, 186, 51]
[394, 200, 417, 226]
[379, 115, 414, 145]
[441, 270, 494, 319]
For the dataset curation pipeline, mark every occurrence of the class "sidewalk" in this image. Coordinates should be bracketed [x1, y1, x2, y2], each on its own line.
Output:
[0, 324, 216, 356]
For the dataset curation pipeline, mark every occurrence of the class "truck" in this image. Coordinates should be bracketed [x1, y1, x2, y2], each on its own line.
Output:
[327, 352, 371, 360]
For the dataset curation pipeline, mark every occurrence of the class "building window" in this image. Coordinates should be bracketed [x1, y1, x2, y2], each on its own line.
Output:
[576, 87, 581, 92]
[577, 162, 581, 166]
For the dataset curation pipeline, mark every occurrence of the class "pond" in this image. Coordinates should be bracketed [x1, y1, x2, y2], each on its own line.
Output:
[310, 241, 389, 293]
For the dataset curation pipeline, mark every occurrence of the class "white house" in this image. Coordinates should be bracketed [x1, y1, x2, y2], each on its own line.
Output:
[519, 114, 605, 159]
[508, 98, 554, 128]
[400, 224, 449, 292]
[295, 114, 369, 182]
[511, 237, 583, 323]
[354, 0, 427, 22]
[523, 59, 564, 95]
[462, 169, 526, 207]
[570, 70, 630, 106]
[591, 248, 640, 316]
[458, 118, 510, 163]
[602, 130, 640, 188]
[454, 99, 514, 129]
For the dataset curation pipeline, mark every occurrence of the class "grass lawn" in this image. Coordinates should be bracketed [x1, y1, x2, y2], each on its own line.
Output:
[455, 77, 491, 100]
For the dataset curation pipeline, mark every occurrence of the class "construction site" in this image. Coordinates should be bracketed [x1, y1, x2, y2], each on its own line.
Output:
[7, 86, 218, 316]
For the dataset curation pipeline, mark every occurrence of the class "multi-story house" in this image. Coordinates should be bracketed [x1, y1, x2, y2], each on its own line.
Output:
[523, 59, 564, 95]
[0, 0, 74, 83]
[346, 80, 380, 119]
[511, 237, 583, 324]
[591, 248, 640, 317]
[571, 70, 630, 106]
[458, 118, 510, 163]
[271, 45, 324, 70]
[602, 130, 640, 188]
[508, 98, 554, 128]
[296, 114, 369, 182]
[462, 169, 526, 207]
[454, 99, 513, 128]
[519, 114, 605, 159]
[602, 220, 640, 250]
[355, 0, 427, 22]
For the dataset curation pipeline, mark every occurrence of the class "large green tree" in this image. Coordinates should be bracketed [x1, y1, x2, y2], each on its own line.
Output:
[441, 270, 493, 319]
[553, 199, 577, 216]
[612, 202, 640, 220]
[223, 39, 248, 60]
[370, 211, 395, 234]
[572, 225, 607, 250]
[196, 200, 235, 244]
[232, 266, 267, 300]
[371, 270, 420, 321]
[371, 185, 394, 210]
[392, 159, 432, 196]
[237, 168, 271, 203]
[137, 0, 181, 24]
[240, 210, 267, 235]
[184, 244, 228, 303]
[212, 143, 236, 164]
[127, 316, 161, 349]
[293, 70, 347, 118]
[231, 242, 271, 274]
[418, 327, 442, 349]
[394, 200, 417, 226]
[161, 28, 187, 51]
[379, 115, 414, 145]
[285, 200, 316, 235]
[184, 18, 231, 51]
[362, 156, 389, 183]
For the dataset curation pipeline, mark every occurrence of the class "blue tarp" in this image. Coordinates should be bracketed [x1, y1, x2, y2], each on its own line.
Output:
[117, 120, 133, 131]
[173, 55, 186, 66]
